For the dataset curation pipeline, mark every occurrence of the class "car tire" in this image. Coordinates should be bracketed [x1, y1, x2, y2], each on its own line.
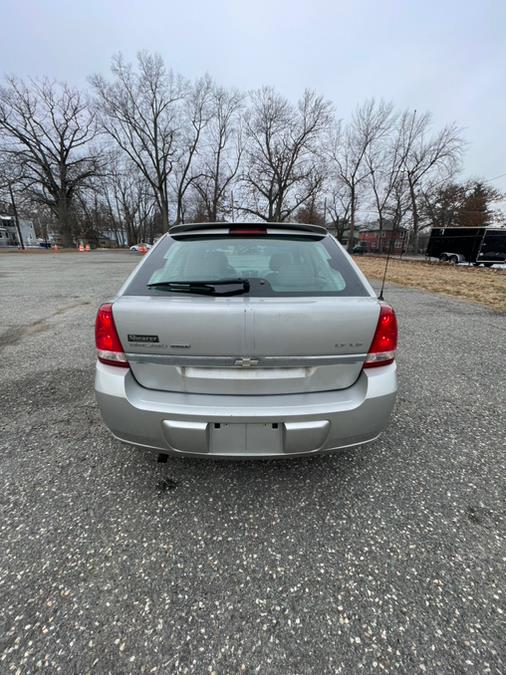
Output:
[449, 255, 459, 265]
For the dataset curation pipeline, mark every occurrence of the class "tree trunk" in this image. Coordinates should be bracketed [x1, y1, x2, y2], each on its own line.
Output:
[346, 186, 356, 253]
[377, 212, 385, 253]
[57, 194, 73, 247]
[8, 184, 24, 249]
[160, 200, 170, 231]
[408, 181, 419, 254]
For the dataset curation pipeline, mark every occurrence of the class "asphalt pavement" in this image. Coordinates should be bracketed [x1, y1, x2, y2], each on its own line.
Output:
[0, 251, 505, 674]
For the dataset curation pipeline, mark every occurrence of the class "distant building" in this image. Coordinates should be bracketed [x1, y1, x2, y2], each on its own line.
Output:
[326, 224, 359, 246]
[101, 229, 128, 247]
[340, 227, 360, 247]
[0, 215, 37, 247]
[359, 220, 407, 254]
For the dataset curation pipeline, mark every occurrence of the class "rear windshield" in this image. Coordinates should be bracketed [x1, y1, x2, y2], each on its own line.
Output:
[124, 235, 369, 297]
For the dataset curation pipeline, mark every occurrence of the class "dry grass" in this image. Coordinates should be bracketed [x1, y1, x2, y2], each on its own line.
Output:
[356, 256, 506, 312]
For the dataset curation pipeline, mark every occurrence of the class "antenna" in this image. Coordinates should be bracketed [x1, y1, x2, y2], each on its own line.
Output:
[378, 221, 399, 301]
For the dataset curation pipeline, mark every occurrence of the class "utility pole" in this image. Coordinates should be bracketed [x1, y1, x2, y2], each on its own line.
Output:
[8, 183, 24, 250]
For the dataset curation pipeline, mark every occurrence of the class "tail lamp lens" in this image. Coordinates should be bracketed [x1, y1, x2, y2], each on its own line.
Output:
[229, 228, 267, 235]
[364, 304, 398, 368]
[95, 303, 129, 367]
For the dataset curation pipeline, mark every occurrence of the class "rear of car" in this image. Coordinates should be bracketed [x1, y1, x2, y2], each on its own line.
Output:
[95, 223, 397, 458]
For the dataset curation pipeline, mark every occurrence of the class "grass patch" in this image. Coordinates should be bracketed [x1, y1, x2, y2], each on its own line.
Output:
[356, 256, 506, 312]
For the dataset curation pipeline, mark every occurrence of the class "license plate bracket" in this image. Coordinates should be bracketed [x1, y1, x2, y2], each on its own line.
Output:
[210, 422, 282, 455]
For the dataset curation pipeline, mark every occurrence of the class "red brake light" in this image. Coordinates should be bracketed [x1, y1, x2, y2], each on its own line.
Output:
[364, 304, 398, 368]
[95, 303, 129, 368]
[229, 228, 267, 235]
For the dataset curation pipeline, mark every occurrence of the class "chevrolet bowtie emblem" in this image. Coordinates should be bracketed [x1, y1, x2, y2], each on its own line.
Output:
[234, 357, 259, 368]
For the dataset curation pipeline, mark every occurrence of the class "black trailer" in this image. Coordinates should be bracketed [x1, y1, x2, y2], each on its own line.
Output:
[426, 227, 506, 266]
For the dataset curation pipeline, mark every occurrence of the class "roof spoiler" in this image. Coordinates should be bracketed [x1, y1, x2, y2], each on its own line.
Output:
[169, 222, 328, 236]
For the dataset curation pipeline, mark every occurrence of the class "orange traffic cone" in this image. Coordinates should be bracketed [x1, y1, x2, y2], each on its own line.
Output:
[85, 243, 90, 252]
[79, 243, 84, 252]
[54, 244, 59, 252]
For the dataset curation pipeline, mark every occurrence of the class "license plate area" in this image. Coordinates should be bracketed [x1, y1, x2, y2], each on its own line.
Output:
[210, 422, 282, 456]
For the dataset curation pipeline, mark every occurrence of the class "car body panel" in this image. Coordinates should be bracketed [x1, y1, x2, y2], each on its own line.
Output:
[95, 224, 398, 458]
[96, 360, 397, 458]
[112, 295, 380, 395]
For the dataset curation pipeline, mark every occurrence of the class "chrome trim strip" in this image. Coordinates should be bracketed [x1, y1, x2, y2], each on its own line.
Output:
[125, 353, 367, 367]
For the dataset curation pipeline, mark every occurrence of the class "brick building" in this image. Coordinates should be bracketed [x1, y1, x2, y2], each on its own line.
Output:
[359, 221, 407, 254]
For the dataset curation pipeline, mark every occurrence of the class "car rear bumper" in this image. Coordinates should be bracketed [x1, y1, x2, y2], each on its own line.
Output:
[95, 361, 397, 458]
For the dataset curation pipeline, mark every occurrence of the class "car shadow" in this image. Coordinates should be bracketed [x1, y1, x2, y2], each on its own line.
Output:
[132, 440, 379, 499]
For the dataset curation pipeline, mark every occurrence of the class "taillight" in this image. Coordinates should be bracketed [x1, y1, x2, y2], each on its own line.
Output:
[364, 303, 398, 368]
[229, 228, 267, 235]
[95, 303, 129, 368]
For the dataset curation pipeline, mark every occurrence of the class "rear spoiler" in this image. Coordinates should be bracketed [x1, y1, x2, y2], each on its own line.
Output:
[169, 222, 328, 237]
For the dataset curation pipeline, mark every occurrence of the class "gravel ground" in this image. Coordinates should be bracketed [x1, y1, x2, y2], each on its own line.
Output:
[0, 251, 505, 674]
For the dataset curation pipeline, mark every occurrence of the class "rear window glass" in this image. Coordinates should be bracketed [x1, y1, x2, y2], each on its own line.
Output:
[124, 235, 369, 297]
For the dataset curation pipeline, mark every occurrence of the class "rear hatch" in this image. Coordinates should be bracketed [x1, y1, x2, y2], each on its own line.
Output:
[113, 294, 379, 395]
[113, 225, 379, 395]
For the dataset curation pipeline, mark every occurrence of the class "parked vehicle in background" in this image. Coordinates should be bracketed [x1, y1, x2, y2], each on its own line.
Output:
[352, 243, 368, 255]
[129, 243, 152, 252]
[95, 222, 398, 459]
[426, 227, 506, 266]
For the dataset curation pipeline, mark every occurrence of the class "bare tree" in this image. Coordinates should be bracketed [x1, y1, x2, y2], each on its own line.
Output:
[100, 158, 156, 246]
[326, 183, 352, 242]
[171, 75, 214, 224]
[364, 109, 410, 231]
[388, 172, 411, 234]
[294, 193, 326, 226]
[91, 52, 186, 230]
[239, 87, 332, 222]
[399, 110, 464, 251]
[328, 99, 393, 252]
[0, 77, 100, 246]
[192, 84, 244, 221]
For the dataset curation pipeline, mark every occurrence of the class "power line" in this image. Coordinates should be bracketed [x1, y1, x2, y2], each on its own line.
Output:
[482, 171, 506, 184]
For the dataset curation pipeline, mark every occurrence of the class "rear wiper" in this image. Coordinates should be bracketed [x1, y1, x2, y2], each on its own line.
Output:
[147, 278, 250, 296]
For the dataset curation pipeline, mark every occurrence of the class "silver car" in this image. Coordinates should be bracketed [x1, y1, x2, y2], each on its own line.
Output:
[95, 223, 398, 458]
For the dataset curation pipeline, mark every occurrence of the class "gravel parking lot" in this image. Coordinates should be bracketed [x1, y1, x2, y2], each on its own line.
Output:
[1, 251, 505, 674]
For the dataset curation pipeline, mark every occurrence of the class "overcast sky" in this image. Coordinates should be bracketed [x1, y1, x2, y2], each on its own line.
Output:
[1, 0, 505, 195]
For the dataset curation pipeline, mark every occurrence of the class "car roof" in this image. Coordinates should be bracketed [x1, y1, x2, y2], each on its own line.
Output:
[168, 222, 328, 236]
